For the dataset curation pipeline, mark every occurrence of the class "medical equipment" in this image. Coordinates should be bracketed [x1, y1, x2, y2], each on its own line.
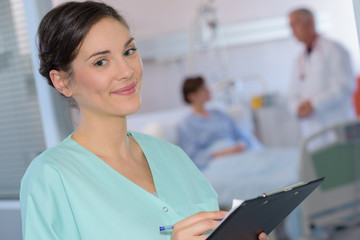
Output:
[187, 0, 230, 83]
[299, 118, 360, 238]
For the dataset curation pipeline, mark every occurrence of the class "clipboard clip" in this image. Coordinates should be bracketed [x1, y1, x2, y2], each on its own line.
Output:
[262, 182, 305, 197]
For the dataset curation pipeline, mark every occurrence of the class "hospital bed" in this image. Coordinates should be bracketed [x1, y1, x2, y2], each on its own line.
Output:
[201, 147, 299, 207]
[299, 118, 360, 239]
[128, 107, 300, 205]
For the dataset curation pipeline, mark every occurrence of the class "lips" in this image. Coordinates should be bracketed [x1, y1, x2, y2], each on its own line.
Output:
[111, 82, 137, 95]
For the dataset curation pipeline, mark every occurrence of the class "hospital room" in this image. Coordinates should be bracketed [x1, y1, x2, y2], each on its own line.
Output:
[1, 0, 360, 239]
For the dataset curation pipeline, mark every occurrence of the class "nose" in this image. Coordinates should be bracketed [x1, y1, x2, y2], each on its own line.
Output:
[115, 57, 134, 80]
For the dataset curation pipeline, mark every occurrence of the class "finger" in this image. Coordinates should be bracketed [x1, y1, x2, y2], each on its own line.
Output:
[195, 233, 211, 240]
[173, 218, 222, 238]
[258, 232, 269, 240]
[174, 211, 227, 230]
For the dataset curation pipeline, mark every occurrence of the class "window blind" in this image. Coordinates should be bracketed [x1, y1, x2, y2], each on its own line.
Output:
[0, 0, 46, 199]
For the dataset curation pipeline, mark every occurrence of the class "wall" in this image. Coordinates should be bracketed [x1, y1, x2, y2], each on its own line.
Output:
[139, 38, 301, 113]
[51, 0, 360, 114]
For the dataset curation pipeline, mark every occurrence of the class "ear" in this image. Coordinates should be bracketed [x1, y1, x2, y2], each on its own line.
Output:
[49, 70, 73, 97]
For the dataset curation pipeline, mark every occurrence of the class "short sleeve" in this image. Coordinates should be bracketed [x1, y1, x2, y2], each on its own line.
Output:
[20, 163, 80, 240]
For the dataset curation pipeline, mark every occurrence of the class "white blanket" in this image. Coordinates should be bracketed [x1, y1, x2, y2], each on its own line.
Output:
[201, 147, 300, 208]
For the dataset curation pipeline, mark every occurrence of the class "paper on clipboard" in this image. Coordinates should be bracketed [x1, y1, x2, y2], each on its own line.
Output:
[222, 199, 244, 221]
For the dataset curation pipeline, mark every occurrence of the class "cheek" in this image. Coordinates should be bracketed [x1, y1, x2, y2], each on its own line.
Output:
[206, 91, 211, 99]
[135, 59, 144, 78]
[204, 93, 210, 100]
[73, 71, 104, 93]
[134, 59, 144, 88]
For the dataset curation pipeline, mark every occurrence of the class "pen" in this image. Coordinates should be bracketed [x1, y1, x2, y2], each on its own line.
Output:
[159, 219, 223, 232]
[159, 225, 173, 231]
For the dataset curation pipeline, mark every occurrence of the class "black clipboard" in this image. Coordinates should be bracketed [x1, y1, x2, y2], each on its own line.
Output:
[207, 177, 325, 240]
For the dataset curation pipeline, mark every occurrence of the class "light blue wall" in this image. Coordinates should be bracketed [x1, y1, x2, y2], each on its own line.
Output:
[24, 0, 73, 148]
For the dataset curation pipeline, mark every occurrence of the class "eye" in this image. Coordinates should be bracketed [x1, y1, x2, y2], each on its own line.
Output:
[124, 48, 137, 57]
[94, 59, 107, 67]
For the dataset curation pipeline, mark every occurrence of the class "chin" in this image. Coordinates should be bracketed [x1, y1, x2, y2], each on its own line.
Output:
[123, 101, 142, 116]
[120, 93, 142, 113]
[132, 104, 142, 115]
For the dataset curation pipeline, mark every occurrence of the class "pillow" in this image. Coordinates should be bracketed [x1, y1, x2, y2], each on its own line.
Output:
[142, 121, 179, 144]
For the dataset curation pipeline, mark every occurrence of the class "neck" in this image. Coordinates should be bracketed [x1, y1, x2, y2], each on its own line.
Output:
[72, 111, 130, 158]
[305, 33, 318, 50]
[192, 103, 208, 116]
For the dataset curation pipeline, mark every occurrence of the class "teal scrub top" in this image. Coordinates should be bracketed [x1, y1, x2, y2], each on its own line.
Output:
[20, 131, 219, 240]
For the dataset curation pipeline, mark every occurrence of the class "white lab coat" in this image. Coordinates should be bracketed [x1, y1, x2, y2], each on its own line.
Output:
[288, 36, 356, 139]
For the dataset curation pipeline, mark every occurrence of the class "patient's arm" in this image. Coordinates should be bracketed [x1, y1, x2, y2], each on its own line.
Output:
[212, 143, 246, 158]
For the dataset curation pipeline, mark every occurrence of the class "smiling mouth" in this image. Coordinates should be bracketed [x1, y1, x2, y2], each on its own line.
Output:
[111, 82, 137, 95]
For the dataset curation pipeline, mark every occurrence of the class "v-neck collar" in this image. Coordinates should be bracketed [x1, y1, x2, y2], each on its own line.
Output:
[66, 132, 160, 200]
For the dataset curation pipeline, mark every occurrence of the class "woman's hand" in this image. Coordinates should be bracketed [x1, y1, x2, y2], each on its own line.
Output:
[170, 211, 269, 240]
[170, 211, 227, 240]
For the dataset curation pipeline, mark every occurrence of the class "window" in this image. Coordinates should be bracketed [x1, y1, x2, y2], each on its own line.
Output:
[0, 0, 46, 199]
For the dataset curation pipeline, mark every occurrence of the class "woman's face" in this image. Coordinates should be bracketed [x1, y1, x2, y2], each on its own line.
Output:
[69, 17, 143, 118]
[191, 84, 211, 105]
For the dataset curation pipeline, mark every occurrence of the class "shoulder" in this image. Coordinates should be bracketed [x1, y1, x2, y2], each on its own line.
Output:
[20, 144, 69, 205]
[209, 109, 231, 119]
[25, 135, 77, 170]
[319, 36, 348, 53]
[209, 108, 226, 115]
[179, 112, 196, 122]
[177, 113, 197, 131]
[21, 136, 77, 189]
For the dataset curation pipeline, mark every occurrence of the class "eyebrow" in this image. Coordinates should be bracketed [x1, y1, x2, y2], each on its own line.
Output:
[125, 37, 135, 48]
[86, 37, 135, 61]
[86, 50, 110, 61]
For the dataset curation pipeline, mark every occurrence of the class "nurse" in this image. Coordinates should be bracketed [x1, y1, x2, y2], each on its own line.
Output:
[288, 8, 355, 139]
[20, 1, 268, 240]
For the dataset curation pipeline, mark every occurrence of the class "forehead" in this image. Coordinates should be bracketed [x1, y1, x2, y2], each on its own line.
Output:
[290, 13, 304, 25]
[78, 17, 131, 55]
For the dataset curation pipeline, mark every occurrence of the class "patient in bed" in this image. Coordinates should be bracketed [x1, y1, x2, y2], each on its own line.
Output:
[177, 76, 262, 169]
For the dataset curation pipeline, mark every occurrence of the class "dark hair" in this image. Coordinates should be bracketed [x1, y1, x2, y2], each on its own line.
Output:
[182, 76, 205, 104]
[38, 1, 129, 89]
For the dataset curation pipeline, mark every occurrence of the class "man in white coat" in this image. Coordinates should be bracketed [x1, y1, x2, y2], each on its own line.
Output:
[288, 8, 356, 140]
